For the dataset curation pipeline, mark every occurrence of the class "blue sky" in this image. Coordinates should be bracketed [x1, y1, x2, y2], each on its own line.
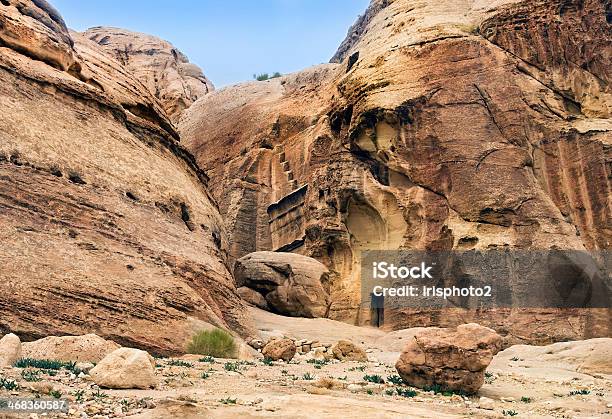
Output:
[52, 0, 369, 87]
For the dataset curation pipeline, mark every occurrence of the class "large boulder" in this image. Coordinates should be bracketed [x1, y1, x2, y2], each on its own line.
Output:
[261, 338, 296, 362]
[89, 348, 158, 389]
[0, 333, 22, 367]
[22, 334, 120, 363]
[395, 323, 502, 394]
[237, 287, 269, 310]
[234, 252, 330, 318]
[332, 340, 368, 362]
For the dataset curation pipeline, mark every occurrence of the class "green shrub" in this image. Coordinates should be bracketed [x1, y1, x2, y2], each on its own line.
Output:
[387, 375, 403, 385]
[253, 72, 282, 81]
[220, 397, 237, 404]
[21, 370, 41, 382]
[396, 388, 417, 398]
[224, 362, 240, 372]
[167, 359, 193, 368]
[187, 328, 237, 358]
[569, 389, 590, 396]
[0, 378, 19, 391]
[14, 358, 65, 370]
[363, 374, 384, 384]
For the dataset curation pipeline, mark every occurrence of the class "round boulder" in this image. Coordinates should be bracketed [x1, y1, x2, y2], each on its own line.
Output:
[89, 348, 158, 389]
[262, 338, 296, 362]
[234, 251, 330, 318]
[332, 340, 368, 362]
[395, 323, 502, 394]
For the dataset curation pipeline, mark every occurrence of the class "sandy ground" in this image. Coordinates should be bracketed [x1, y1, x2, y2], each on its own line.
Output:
[1, 310, 610, 418]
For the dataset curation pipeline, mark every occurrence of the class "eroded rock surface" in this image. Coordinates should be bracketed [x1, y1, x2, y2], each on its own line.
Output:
[179, 0, 611, 342]
[0, 1, 253, 354]
[395, 323, 503, 394]
[234, 251, 331, 318]
[84, 26, 214, 122]
[22, 334, 120, 363]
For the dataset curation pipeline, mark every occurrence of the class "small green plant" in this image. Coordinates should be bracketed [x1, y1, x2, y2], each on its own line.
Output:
[120, 399, 131, 412]
[21, 369, 41, 382]
[306, 359, 329, 366]
[510, 357, 520, 361]
[201, 372, 210, 379]
[262, 358, 274, 366]
[14, 358, 66, 370]
[281, 370, 288, 375]
[503, 410, 518, 417]
[219, 397, 237, 405]
[73, 389, 85, 403]
[423, 384, 466, 397]
[385, 389, 395, 396]
[363, 374, 384, 384]
[520, 396, 531, 403]
[387, 375, 403, 385]
[0, 378, 20, 391]
[167, 359, 193, 368]
[302, 372, 315, 381]
[92, 388, 108, 399]
[337, 375, 347, 381]
[485, 372, 494, 378]
[568, 389, 590, 396]
[366, 389, 374, 395]
[65, 361, 82, 375]
[199, 356, 215, 363]
[50, 390, 62, 399]
[187, 328, 237, 358]
[348, 365, 366, 372]
[224, 362, 240, 372]
[396, 388, 417, 398]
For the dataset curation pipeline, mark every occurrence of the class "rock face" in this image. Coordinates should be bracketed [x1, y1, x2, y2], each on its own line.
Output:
[22, 334, 120, 363]
[84, 27, 214, 122]
[179, 0, 611, 343]
[261, 338, 296, 361]
[331, 340, 368, 362]
[0, 333, 22, 367]
[0, 1, 253, 354]
[89, 347, 158, 389]
[395, 324, 502, 394]
[237, 287, 269, 310]
[234, 252, 331, 318]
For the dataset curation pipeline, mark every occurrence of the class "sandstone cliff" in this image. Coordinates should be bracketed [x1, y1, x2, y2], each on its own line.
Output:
[0, 0, 252, 354]
[180, 0, 610, 343]
[83, 26, 214, 122]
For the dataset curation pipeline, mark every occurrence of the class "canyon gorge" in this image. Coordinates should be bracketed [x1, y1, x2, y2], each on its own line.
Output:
[0, 0, 610, 354]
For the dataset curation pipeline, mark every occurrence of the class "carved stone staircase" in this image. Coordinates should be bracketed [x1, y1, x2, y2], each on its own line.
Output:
[275, 144, 298, 191]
